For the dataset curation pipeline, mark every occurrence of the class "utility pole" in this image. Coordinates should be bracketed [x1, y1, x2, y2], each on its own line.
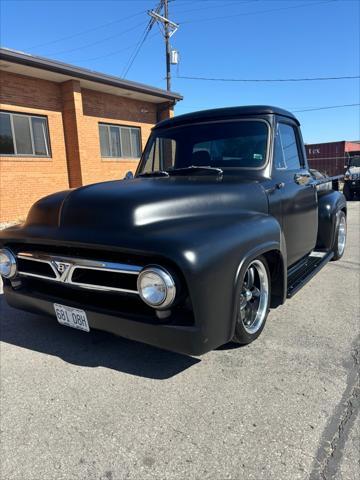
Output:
[164, 0, 171, 91]
[148, 2, 179, 92]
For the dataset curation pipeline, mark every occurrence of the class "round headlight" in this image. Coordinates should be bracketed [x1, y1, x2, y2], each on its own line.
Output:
[0, 248, 17, 279]
[137, 267, 176, 309]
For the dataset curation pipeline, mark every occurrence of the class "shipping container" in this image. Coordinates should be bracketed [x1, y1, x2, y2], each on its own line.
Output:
[305, 141, 360, 176]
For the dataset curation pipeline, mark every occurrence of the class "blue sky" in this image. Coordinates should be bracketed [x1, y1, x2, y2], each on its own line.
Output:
[1, 0, 359, 143]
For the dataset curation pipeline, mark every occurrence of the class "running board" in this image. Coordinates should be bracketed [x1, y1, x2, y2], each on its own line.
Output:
[287, 251, 334, 298]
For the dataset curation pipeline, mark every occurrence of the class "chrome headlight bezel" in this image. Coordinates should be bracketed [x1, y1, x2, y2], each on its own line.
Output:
[137, 266, 176, 309]
[0, 248, 17, 279]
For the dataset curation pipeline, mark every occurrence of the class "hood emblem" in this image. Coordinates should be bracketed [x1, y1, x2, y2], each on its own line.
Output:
[53, 261, 71, 277]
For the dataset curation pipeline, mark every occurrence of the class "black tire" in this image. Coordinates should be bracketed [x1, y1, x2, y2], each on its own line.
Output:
[332, 210, 347, 261]
[232, 255, 271, 345]
[343, 183, 353, 201]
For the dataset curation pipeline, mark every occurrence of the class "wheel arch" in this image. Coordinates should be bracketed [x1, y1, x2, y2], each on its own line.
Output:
[262, 249, 286, 308]
[230, 243, 286, 338]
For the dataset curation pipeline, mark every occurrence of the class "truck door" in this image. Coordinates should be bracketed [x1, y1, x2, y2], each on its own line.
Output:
[273, 121, 318, 267]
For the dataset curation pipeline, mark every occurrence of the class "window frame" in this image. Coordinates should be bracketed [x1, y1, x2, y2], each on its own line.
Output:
[99, 122, 142, 160]
[0, 110, 51, 158]
[275, 121, 305, 171]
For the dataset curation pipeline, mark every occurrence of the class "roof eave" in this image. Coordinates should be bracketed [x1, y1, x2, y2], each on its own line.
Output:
[0, 48, 183, 103]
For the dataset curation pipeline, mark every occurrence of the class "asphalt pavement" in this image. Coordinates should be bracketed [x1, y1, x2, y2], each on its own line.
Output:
[0, 203, 359, 480]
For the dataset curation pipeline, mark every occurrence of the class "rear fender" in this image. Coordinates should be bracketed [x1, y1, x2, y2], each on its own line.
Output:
[316, 190, 346, 250]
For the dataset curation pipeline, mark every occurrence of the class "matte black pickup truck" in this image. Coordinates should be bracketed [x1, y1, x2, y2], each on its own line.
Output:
[0, 106, 347, 355]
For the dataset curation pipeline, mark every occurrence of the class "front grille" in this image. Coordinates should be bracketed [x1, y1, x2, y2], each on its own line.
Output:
[5, 246, 194, 327]
[71, 267, 138, 293]
[16, 251, 141, 294]
[17, 257, 56, 279]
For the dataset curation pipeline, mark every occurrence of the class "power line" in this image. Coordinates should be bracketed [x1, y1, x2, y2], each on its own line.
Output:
[176, 74, 360, 82]
[178, 0, 337, 24]
[293, 103, 360, 112]
[43, 21, 146, 56]
[170, 0, 232, 4]
[121, 25, 152, 78]
[171, 0, 256, 15]
[122, 1, 163, 78]
[28, 10, 146, 50]
[79, 32, 159, 63]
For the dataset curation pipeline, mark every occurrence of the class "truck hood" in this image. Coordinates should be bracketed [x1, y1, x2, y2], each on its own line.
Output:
[25, 177, 268, 231]
[346, 166, 360, 175]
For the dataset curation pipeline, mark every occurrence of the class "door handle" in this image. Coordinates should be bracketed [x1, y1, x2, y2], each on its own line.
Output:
[294, 173, 311, 185]
[265, 182, 285, 194]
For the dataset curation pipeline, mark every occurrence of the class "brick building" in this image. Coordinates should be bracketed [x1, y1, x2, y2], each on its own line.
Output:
[0, 48, 182, 223]
[305, 140, 360, 176]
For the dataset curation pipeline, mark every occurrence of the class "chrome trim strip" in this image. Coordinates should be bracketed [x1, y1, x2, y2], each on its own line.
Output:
[16, 251, 141, 294]
[66, 281, 139, 294]
[17, 272, 59, 281]
[70, 263, 141, 275]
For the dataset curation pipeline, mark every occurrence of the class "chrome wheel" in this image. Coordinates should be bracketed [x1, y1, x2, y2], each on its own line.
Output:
[238, 259, 269, 334]
[338, 215, 346, 256]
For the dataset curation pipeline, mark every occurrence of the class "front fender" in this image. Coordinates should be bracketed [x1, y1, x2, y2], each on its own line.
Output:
[174, 213, 284, 351]
[316, 190, 346, 250]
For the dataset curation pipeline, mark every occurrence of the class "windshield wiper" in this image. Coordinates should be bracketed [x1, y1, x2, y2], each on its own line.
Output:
[137, 170, 170, 178]
[138, 166, 224, 178]
[167, 166, 224, 177]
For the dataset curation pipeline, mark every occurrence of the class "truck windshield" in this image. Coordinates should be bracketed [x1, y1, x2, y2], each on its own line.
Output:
[138, 120, 269, 174]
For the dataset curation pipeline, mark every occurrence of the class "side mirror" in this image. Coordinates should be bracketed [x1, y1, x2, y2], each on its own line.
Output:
[124, 171, 134, 180]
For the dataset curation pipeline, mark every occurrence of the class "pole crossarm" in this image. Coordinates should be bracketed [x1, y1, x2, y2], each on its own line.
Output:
[148, 11, 179, 31]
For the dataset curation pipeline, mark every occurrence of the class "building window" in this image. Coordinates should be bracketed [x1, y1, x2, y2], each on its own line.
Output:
[0, 111, 51, 157]
[99, 123, 141, 159]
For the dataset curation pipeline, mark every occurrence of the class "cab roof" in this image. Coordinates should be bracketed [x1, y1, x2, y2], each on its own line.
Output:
[155, 105, 299, 129]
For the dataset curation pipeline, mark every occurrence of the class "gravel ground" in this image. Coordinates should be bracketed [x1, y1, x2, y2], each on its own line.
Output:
[0, 203, 359, 480]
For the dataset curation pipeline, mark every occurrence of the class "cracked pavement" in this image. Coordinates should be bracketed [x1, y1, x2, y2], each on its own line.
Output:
[0, 203, 359, 480]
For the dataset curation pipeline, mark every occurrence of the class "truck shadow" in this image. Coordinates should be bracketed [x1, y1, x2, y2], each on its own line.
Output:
[0, 296, 200, 380]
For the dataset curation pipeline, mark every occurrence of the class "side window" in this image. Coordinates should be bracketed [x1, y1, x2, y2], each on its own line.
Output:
[142, 137, 176, 172]
[0, 111, 51, 157]
[99, 123, 141, 159]
[275, 123, 302, 170]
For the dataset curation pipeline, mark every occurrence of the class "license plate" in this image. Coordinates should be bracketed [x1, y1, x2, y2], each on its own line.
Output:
[54, 303, 90, 332]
